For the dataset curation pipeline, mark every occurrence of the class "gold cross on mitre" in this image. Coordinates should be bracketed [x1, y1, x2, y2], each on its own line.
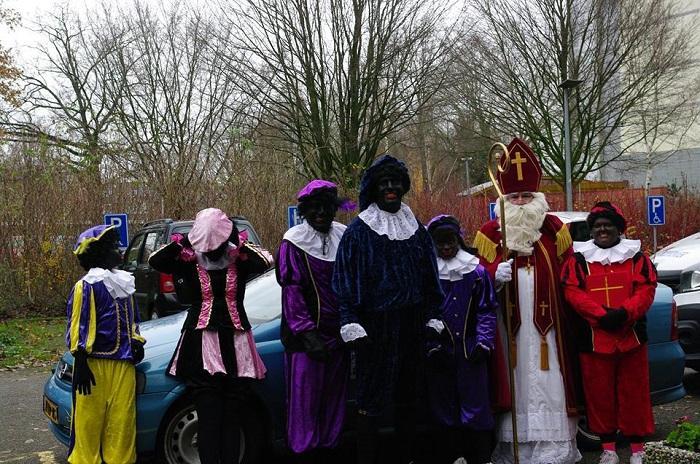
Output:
[590, 275, 624, 307]
[511, 150, 528, 181]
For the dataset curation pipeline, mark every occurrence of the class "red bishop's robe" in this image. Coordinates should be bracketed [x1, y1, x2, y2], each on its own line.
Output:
[561, 242, 657, 437]
[473, 214, 584, 417]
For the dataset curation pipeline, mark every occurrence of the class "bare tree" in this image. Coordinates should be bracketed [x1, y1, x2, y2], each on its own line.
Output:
[3, 6, 130, 179]
[456, 0, 697, 184]
[216, 0, 458, 187]
[104, 1, 255, 216]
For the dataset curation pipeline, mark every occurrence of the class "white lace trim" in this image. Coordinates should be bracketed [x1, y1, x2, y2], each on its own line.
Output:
[426, 318, 445, 333]
[83, 268, 135, 299]
[282, 221, 346, 262]
[437, 249, 480, 281]
[574, 239, 641, 265]
[359, 203, 419, 241]
[340, 323, 368, 342]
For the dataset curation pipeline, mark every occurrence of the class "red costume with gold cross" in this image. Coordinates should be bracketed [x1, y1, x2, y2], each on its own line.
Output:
[562, 239, 656, 437]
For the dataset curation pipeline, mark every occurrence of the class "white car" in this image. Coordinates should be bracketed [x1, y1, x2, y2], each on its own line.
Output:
[652, 231, 700, 293]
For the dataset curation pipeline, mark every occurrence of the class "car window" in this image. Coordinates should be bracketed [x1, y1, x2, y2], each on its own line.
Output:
[244, 270, 281, 324]
[140, 232, 160, 264]
[568, 220, 591, 242]
[171, 226, 192, 237]
[125, 234, 145, 267]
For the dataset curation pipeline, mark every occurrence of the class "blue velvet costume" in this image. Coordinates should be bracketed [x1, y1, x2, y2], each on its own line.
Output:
[332, 155, 444, 416]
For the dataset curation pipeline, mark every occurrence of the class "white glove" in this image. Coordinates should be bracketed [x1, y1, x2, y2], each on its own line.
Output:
[340, 323, 368, 343]
[495, 259, 514, 285]
[426, 319, 445, 333]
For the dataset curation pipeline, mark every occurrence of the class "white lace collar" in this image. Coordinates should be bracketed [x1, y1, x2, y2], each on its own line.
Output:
[83, 268, 136, 299]
[283, 221, 347, 261]
[359, 202, 419, 241]
[574, 239, 641, 265]
[437, 249, 480, 281]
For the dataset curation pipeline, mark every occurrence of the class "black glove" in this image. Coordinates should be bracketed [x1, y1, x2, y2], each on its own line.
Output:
[300, 330, 330, 362]
[599, 307, 628, 331]
[344, 334, 370, 351]
[72, 349, 96, 395]
[469, 344, 490, 364]
[131, 340, 145, 365]
[425, 326, 442, 342]
[427, 345, 452, 369]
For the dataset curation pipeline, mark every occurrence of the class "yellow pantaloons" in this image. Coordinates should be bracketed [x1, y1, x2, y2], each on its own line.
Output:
[68, 358, 137, 464]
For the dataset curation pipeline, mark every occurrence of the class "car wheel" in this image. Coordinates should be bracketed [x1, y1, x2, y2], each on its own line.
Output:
[576, 417, 601, 452]
[156, 399, 265, 464]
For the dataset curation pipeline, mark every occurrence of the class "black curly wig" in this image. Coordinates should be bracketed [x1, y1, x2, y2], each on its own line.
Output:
[586, 201, 626, 233]
[77, 228, 122, 271]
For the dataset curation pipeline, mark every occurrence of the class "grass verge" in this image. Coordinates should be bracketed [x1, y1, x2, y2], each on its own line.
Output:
[0, 317, 65, 369]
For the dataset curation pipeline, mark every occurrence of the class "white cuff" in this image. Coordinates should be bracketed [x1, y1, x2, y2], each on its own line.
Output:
[340, 323, 368, 343]
[426, 319, 445, 333]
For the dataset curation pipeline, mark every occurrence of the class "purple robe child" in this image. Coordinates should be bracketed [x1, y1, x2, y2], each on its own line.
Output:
[276, 180, 354, 457]
[426, 215, 499, 464]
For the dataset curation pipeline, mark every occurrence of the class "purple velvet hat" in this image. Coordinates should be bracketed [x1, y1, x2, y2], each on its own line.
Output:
[427, 214, 461, 233]
[297, 179, 356, 212]
[73, 224, 117, 255]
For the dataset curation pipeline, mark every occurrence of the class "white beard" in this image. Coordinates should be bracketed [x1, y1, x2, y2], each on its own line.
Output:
[496, 192, 549, 255]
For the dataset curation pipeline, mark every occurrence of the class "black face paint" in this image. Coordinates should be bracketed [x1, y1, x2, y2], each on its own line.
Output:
[591, 218, 621, 249]
[204, 241, 228, 261]
[301, 197, 336, 234]
[374, 175, 405, 213]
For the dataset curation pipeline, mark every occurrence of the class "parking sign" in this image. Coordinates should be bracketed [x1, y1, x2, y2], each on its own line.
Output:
[647, 196, 665, 226]
[287, 206, 303, 229]
[488, 202, 497, 221]
[104, 213, 129, 248]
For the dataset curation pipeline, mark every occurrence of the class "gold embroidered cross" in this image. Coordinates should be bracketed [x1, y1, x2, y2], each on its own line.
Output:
[511, 151, 528, 181]
[539, 301, 549, 317]
[590, 275, 624, 307]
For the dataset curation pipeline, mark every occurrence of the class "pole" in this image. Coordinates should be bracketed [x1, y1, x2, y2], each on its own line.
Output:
[487, 143, 519, 464]
[563, 88, 574, 211]
[465, 157, 471, 191]
[653, 227, 658, 256]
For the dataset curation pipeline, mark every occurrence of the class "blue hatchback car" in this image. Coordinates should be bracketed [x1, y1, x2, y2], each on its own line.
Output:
[43, 266, 686, 463]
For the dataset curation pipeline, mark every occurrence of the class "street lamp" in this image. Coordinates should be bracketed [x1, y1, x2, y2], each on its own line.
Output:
[559, 78, 583, 211]
[460, 156, 472, 192]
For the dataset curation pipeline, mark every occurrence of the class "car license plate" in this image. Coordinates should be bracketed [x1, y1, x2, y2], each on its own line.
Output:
[43, 395, 59, 424]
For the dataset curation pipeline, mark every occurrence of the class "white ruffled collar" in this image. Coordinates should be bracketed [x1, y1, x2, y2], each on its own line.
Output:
[574, 239, 641, 265]
[83, 268, 136, 299]
[437, 249, 480, 281]
[359, 202, 419, 241]
[283, 221, 346, 261]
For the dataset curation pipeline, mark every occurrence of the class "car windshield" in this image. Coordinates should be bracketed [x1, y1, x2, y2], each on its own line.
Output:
[244, 270, 282, 325]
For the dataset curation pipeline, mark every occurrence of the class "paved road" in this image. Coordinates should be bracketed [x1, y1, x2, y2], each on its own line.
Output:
[1, 367, 698, 464]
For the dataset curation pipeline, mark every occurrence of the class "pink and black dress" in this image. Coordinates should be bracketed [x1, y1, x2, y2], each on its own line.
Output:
[148, 236, 273, 384]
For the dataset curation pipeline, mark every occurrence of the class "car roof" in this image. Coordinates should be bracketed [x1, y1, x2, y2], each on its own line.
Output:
[550, 211, 588, 224]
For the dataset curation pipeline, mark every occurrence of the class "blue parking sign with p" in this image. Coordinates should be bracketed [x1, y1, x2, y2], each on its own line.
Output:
[104, 213, 129, 248]
[647, 196, 665, 226]
[287, 206, 302, 229]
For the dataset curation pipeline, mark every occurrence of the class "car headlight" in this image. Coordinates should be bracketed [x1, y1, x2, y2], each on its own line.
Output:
[55, 359, 73, 384]
[680, 270, 700, 292]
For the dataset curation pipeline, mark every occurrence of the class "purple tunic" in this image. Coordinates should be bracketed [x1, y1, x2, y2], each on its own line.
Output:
[277, 240, 348, 453]
[427, 265, 498, 430]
